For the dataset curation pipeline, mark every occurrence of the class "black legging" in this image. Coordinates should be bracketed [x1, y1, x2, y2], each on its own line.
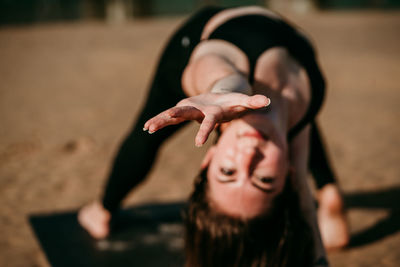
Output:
[101, 6, 336, 213]
[102, 7, 223, 212]
[309, 122, 336, 189]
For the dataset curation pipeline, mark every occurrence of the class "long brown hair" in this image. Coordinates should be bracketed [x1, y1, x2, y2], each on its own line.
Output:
[184, 168, 313, 267]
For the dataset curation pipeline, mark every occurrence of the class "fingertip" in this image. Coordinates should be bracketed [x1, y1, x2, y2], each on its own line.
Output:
[250, 95, 270, 108]
[195, 132, 206, 147]
[148, 125, 156, 134]
[144, 120, 151, 130]
[265, 97, 271, 107]
[195, 142, 203, 148]
[195, 136, 204, 147]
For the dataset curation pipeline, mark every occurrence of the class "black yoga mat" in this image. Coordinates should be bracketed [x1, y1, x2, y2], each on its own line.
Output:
[29, 202, 185, 267]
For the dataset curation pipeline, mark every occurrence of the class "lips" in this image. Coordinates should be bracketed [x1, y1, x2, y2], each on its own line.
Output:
[241, 130, 268, 140]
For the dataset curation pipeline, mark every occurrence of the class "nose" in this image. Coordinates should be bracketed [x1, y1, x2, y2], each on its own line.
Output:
[236, 140, 260, 175]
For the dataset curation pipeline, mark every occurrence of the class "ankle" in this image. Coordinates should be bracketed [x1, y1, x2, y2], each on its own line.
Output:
[318, 184, 345, 214]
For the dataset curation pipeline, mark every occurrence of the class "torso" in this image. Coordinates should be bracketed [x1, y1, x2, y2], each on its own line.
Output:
[200, 6, 281, 40]
[188, 6, 312, 134]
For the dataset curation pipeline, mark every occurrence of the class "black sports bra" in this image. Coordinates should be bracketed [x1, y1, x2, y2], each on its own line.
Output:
[206, 14, 326, 139]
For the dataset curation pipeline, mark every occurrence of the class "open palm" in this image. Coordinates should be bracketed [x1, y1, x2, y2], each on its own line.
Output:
[144, 92, 270, 146]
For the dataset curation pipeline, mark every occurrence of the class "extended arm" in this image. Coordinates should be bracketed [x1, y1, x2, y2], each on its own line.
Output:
[143, 92, 270, 146]
[182, 52, 252, 96]
[145, 50, 270, 146]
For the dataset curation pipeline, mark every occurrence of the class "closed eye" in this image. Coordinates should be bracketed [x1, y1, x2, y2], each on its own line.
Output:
[258, 177, 274, 183]
[252, 182, 275, 193]
[220, 167, 236, 176]
[252, 176, 275, 192]
[217, 167, 236, 182]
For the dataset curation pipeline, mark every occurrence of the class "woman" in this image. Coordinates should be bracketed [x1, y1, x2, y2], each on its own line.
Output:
[78, 5, 349, 265]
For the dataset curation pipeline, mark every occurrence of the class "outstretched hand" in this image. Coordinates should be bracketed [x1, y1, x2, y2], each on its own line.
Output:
[143, 92, 270, 146]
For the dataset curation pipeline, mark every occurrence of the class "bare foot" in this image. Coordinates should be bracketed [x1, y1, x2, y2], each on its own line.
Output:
[78, 201, 111, 239]
[317, 184, 350, 251]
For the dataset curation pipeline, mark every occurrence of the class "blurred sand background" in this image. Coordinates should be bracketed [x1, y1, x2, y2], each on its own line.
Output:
[0, 9, 399, 267]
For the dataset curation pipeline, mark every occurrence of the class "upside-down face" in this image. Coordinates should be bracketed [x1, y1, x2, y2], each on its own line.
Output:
[204, 114, 289, 218]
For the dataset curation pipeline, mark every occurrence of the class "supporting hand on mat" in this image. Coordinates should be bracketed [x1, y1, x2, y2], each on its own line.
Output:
[143, 92, 270, 146]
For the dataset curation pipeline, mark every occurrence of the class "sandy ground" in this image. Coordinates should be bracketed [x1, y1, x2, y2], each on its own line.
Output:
[0, 10, 399, 267]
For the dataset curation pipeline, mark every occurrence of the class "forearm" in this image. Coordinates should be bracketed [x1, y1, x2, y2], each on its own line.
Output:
[182, 54, 251, 96]
[209, 73, 252, 95]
